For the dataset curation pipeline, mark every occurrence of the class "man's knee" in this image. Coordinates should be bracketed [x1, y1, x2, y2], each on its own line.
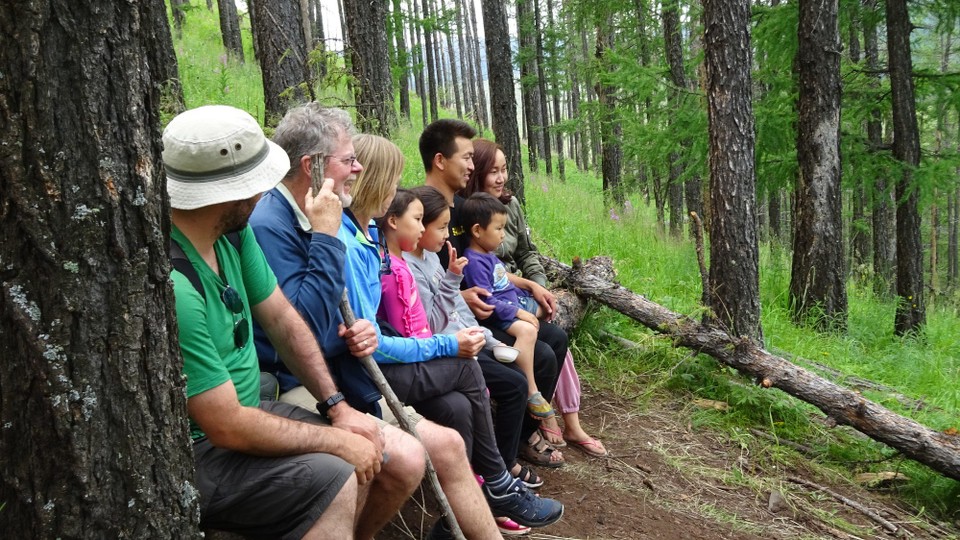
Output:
[381, 425, 427, 486]
[418, 420, 467, 468]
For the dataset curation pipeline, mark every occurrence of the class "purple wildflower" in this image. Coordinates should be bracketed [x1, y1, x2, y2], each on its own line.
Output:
[609, 208, 620, 222]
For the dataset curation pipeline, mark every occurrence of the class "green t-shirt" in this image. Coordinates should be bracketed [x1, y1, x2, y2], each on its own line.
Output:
[171, 224, 278, 440]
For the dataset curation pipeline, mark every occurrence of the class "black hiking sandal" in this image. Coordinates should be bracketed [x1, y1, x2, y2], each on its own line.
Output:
[483, 477, 564, 528]
[513, 464, 544, 489]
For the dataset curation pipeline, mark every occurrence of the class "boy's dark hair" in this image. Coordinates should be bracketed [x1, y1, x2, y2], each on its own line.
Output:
[418, 119, 477, 172]
[409, 185, 449, 225]
[460, 192, 508, 231]
[375, 189, 419, 232]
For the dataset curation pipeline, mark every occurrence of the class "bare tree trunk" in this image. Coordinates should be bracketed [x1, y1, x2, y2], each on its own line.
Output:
[790, 0, 846, 331]
[950, 185, 959, 289]
[596, 15, 623, 207]
[663, 0, 686, 236]
[393, 0, 411, 121]
[455, 0, 476, 124]
[517, 0, 541, 172]
[1, 0, 198, 534]
[542, 256, 960, 483]
[430, 0, 449, 110]
[546, 0, 565, 181]
[441, 0, 463, 117]
[480, 0, 525, 204]
[886, 0, 925, 336]
[171, 0, 186, 39]
[421, 0, 440, 121]
[863, 0, 895, 297]
[467, 0, 489, 128]
[703, 0, 762, 340]
[410, 0, 429, 127]
[252, 0, 310, 121]
[534, 0, 552, 175]
[344, 0, 397, 136]
[218, 0, 245, 62]
[848, 4, 869, 275]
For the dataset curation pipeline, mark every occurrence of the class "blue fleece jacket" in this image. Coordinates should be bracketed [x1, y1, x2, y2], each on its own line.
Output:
[249, 188, 380, 409]
[337, 211, 460, 364]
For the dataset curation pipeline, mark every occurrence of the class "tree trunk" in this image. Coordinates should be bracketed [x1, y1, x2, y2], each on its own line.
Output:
[541, 256, 960, 483]
[533, 0, 552, 176]
[467, 0, 489, 128]
[950, 186, 959, 289]
[217, 0, 245, 62]
[393, 0, 411, 121]
[546, 0, 565, 181]
[703, 0, 762, 340]
[410, 0, 429, 127]
[252, 0, 310, 122]
[862, 0, 895, 297]
[848, 5, 869, 275]
[441, 0, 463, 118]
[517, 0, 541, 172]
[886, 0, 925, 336]
[455, 0, 476, 124]
[596, 16, 623, 207]
[344, 0, 397, 136]
[0, 0, 199, 535]
[663, 0, 686, 237]
[480, 0, 525, 205]
[790, 0, 847, 331]
[421, 0, 439, 122]
[171, 0, 186, 39]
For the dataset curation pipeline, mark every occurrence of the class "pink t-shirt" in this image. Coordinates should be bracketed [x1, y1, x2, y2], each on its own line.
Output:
[378, 254, 433, 339]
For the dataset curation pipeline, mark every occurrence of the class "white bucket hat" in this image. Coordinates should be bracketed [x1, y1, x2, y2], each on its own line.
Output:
[163, 105, 291, 210]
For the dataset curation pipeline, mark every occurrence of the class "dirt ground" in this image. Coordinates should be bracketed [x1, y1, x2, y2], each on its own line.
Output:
[380, 385, 960, 540]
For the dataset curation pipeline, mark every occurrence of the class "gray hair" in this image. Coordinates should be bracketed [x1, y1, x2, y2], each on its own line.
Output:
[273, 103, 356, 180]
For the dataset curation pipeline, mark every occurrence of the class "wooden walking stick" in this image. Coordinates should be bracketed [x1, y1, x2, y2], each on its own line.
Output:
[338, 290, 465, 540]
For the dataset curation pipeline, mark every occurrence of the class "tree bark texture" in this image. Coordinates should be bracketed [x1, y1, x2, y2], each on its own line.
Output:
[596, 17, 623, 207]
[392, 0, 411, 120]
[885, 0, 925, 335]
[421, 0, 440, 122]
[466, 0, 489, 128]
[217, 0, 245, 62]
[862, 0, 895, 297]
[541, 257, 960, 482]
[517, 0, 541, 172]
[546, 0, 565, 182]
[455, 0, 476, 124]
[410, 0, 429, 127]
[790, 0, 847, 331]
[663, 0, 688, 237]
[533, 0, 552, 176]
[480, 0, 525, 205]
[702, 0, 762, 340]
[0, 0, 199, 535]
[252, 0, 310, 121]
[344, 0, 397, 136]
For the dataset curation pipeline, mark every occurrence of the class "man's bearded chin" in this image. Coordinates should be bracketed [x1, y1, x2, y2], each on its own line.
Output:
[339, 193, 353, 208]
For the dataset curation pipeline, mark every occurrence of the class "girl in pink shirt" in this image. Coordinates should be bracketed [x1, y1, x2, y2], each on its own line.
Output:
[377, 189, 432, 339]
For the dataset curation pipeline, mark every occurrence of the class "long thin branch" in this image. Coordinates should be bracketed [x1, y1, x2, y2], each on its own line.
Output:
[787, 476, 904, 536]
[338, 291, 465, 540]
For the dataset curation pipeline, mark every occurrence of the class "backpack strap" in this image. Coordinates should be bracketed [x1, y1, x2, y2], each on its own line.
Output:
[169, 231, 243, 302]
[170, 238, 206, 302]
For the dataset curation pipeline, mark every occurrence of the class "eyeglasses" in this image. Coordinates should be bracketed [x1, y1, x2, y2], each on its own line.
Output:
[331, 154, 358, 167]
[221, 285, 249, 349]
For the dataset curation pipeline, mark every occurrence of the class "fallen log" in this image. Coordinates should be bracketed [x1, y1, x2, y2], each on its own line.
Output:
[541, 255, 960, 482]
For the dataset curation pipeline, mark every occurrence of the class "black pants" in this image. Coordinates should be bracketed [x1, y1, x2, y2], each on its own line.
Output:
[489, 320, 569, 446]
[379, 357, 506, 477]
[476, 350, 527, 468]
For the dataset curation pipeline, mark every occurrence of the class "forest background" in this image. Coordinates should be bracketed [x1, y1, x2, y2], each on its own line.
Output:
[3, 0, 960, 536]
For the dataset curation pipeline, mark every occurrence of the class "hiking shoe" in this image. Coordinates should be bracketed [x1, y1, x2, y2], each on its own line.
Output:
[483, 477, 564, 528]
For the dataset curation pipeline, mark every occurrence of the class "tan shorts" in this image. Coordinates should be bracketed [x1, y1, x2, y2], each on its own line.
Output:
[279, 386, 422, 427]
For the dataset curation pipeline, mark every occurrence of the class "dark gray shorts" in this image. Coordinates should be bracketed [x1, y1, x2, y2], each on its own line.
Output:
[193, 401, 355, 539]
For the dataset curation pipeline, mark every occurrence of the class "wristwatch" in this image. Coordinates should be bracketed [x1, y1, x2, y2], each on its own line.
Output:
[317, 392, 346, 418]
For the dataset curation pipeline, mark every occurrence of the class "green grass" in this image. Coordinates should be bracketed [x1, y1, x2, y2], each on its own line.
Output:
[170, 1, 960, 520]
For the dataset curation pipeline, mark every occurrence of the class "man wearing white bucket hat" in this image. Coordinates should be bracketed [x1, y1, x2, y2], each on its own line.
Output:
[164, 105, 424, 539]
